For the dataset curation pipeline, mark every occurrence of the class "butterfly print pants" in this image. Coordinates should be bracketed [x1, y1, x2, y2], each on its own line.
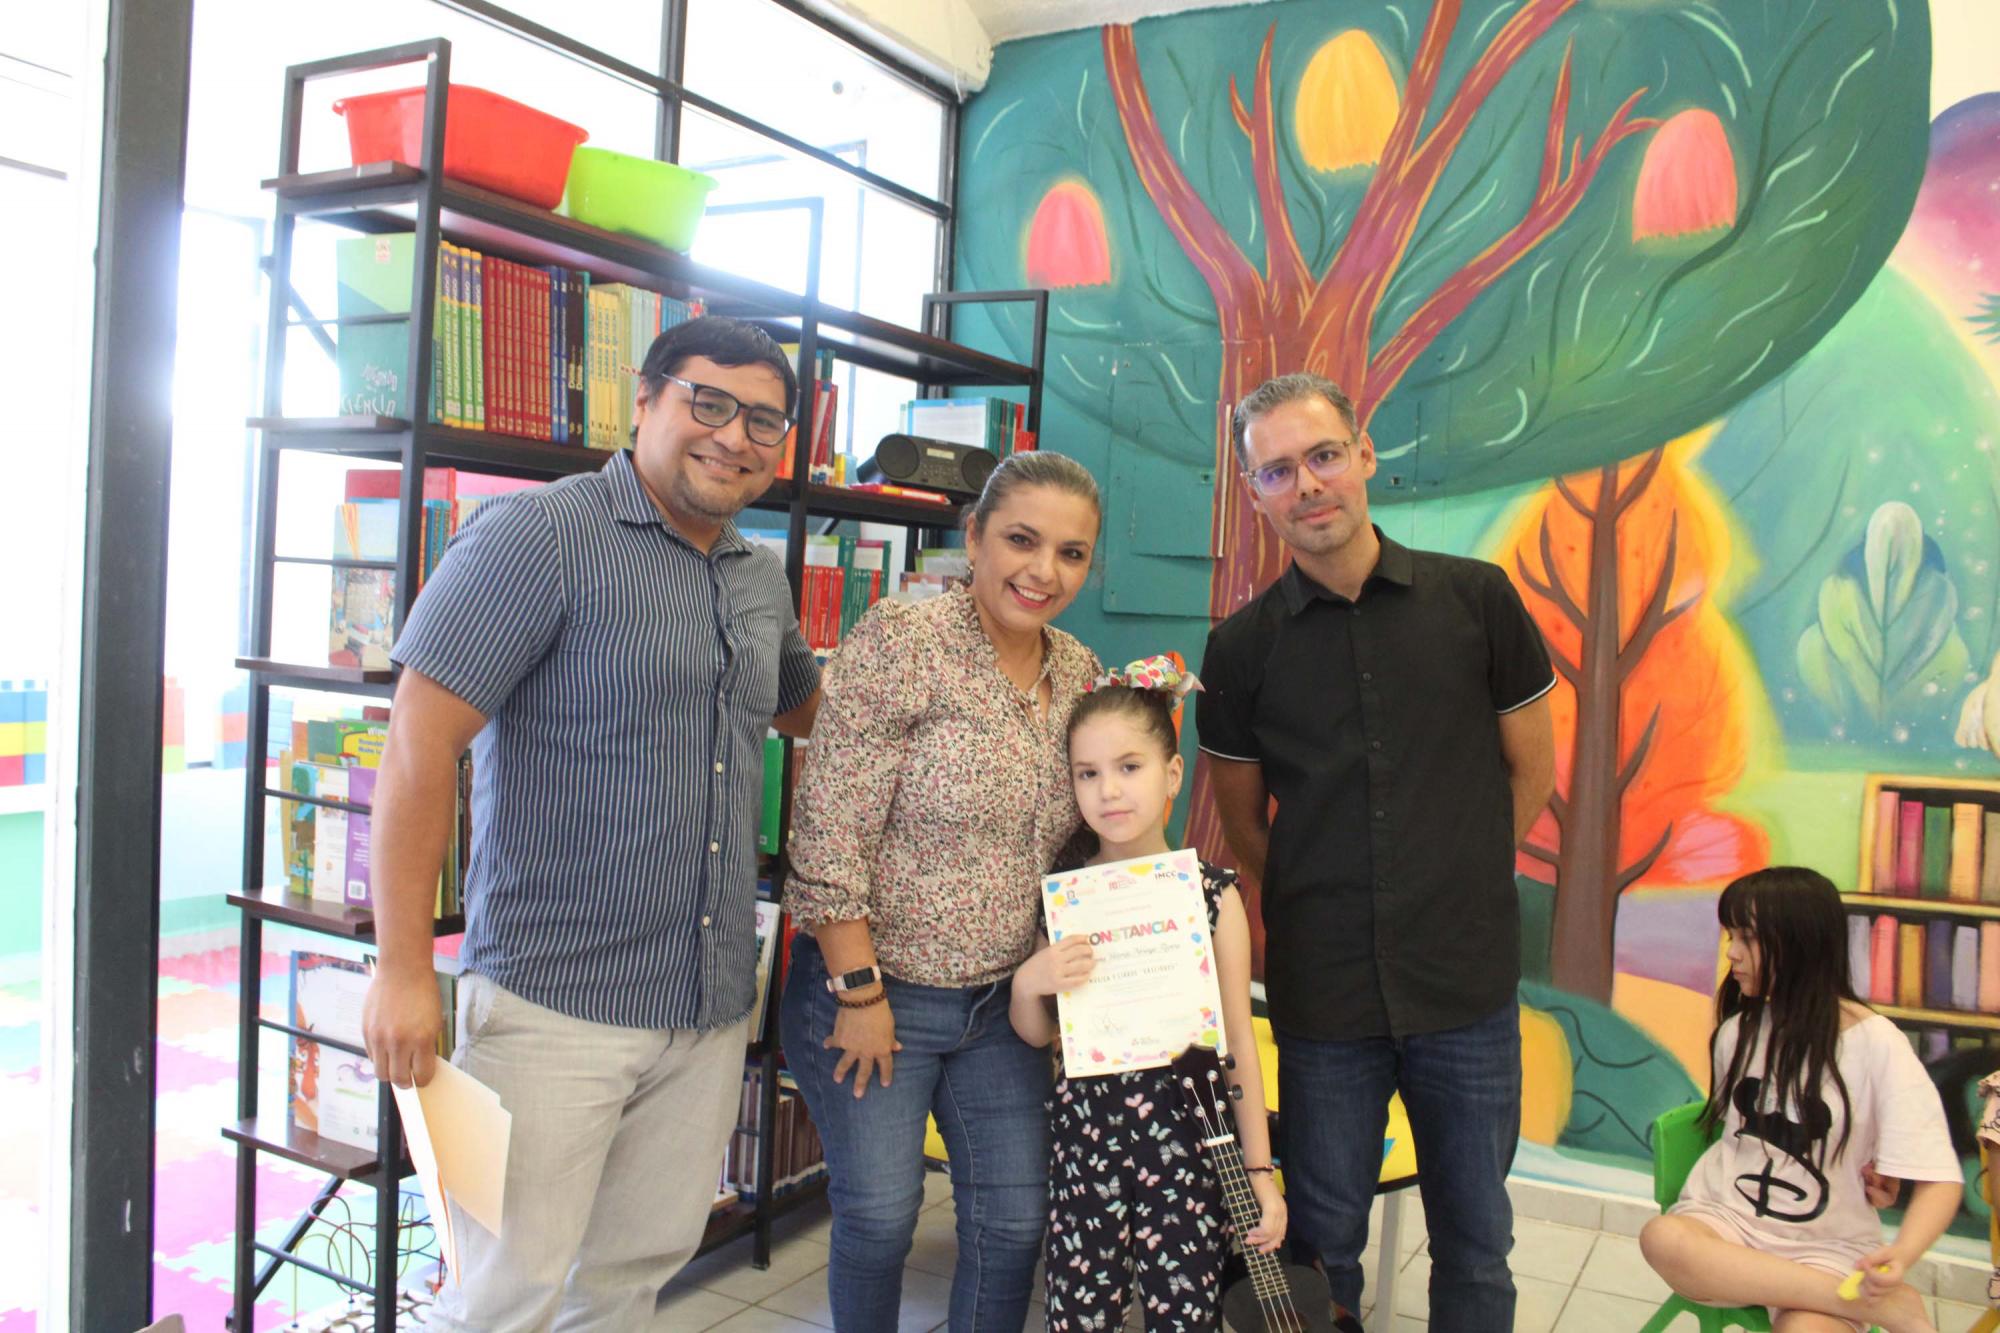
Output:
[1044, 1070, 1228, 1332]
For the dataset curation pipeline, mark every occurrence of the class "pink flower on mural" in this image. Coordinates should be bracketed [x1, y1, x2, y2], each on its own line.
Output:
[1632, 108, 1738, 240]
[1026, 180, 1112, 288]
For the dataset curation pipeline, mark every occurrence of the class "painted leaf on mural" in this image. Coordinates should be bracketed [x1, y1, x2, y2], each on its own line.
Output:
[1797, 501, 1972, 730]
[1698, 267, 2000, 757]
[1504, 432, 1768, 1000]
[1976, 293, 2000, 345]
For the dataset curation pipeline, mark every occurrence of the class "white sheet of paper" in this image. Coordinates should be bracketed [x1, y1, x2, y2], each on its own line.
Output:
[419, 1060, 511, 1236]
[392, 1058, 510, 1254]
[389, 1078, 460, 1277]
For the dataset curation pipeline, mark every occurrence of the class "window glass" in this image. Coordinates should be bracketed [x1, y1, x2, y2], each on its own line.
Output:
[683, 0, 947, 201]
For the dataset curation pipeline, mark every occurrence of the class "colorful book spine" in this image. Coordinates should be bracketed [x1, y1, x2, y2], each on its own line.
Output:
[1981, 922, 2000, 1012]
[1951, 924, 1979, 1011]
[1924, 919, 1954, 1010]
[1921, 805, 1952, 898]
[566, 269, 587, 445]
[1895, 800, 1925, 896]
[757, 732, 784, 855]
[442, 241, 464, 422]
[1951, 802, 1984, 901]
[548, 265, 567, 445]
[1871, 790, 1900, 893]
[1897, 922, 1923, 1007]
[345, 767, 376, 908]
[450, 239, 468, 422]
[311, 764, 350, 905]
[429, 248, 444, 425]
[540, 268, 556, 441]
[1869, 915, 1897, 1004]
[1847, 914, 1872, 997]
[1985, 812, 2000, 905]
[480, 255, 501, 437]
[467, 250, 485, 430]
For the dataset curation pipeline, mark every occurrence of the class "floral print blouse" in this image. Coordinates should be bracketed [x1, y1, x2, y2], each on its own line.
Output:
[783, 583, 1102, 987]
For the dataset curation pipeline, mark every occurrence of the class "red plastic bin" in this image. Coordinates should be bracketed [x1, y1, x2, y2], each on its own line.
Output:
[332, 84, 588, 210]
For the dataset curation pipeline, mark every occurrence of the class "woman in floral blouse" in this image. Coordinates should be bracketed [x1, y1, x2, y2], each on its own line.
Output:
[781, 450, 1103, 1333]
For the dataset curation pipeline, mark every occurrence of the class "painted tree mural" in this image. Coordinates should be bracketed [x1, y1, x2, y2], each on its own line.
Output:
[956, 0, 1930, 959]
[1502, 433, 1769, 999]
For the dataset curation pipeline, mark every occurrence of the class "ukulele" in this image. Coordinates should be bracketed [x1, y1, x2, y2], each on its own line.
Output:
[1170, 1045, 1364, 1333]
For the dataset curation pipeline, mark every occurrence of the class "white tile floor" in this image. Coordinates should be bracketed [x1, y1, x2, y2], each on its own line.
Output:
[656, 1172, 1997, 1331]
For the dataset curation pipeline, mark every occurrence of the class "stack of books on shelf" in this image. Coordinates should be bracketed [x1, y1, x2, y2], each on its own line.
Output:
[330, 466, 543, 669]
[1848, 913, 2000, 1018]
[1861, 784, 2000, 902]
[280, 711, 466, 918]
[724, 1064, 825, 1200]
[889, 548, 968, 606]
[287, 950, 459, 1152]
[334, 234, 703, 447]
[801, 535, 890, 656]
[899, 396, 1035, 457]
[777, 346, 839, 484]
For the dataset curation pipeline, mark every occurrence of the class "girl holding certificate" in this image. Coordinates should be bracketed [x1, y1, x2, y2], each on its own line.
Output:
[1012, 657, 1286, 1332]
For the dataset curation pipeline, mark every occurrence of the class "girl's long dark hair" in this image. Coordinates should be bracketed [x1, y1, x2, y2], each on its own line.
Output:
[1700, 866, 1861, 1165]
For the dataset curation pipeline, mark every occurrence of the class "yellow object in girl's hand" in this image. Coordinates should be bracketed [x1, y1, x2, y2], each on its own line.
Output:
[1836, 1265, 1891, 1300]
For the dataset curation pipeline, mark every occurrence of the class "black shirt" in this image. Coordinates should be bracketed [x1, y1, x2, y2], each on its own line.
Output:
[1194, 530, 1554, 1041]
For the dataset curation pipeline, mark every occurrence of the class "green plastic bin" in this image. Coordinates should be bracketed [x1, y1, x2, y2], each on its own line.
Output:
[560, 146, 718, 252]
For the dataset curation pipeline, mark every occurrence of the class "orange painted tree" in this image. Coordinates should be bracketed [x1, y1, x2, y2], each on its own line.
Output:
[1502, 438, 1768, 1000]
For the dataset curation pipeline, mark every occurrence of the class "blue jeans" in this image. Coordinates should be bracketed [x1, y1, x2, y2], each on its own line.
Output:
[782, 936, 1050, 1332]
[1277, 1001, 1521, 1332]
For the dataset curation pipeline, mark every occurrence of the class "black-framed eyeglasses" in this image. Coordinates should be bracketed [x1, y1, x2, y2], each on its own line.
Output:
[663, 375, 793, 448]
[1244, 441, 1356, 497]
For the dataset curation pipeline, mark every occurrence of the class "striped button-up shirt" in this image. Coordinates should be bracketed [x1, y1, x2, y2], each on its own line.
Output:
[391, 449, 818, 1030]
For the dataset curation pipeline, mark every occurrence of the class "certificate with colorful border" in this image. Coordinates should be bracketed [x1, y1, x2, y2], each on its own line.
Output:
[1042, 848, 1227, 1078]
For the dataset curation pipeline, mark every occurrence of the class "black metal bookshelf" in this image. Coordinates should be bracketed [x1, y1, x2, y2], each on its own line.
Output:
[227, 36, 1044, 1332]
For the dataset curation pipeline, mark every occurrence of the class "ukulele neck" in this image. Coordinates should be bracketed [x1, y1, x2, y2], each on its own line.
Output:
[1204, 1127, 1289, 1301]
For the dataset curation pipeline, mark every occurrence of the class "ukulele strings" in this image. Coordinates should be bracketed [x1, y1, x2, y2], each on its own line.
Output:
[1183, 1069, 1306, 1333]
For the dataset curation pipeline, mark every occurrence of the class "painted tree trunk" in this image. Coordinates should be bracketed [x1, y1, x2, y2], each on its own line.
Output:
[1550, 463, 1628, 1000]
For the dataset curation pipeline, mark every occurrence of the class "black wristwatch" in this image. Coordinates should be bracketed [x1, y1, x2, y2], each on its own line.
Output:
[826, 964, 883, 994]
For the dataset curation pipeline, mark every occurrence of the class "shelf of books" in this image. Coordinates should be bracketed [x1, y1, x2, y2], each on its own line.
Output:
[1846, 774, 2000, 1044]
[228, 39, 1046, 1327]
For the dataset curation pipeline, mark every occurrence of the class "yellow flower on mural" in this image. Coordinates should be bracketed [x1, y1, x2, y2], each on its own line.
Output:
[1295, 30, 1400, 172]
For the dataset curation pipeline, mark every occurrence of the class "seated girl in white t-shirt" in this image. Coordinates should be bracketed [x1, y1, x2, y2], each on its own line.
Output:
[1640, 866, 1963, 1333]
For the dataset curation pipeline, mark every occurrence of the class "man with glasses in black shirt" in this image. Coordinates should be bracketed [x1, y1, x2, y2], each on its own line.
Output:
[1194, 373, 1556, 1331]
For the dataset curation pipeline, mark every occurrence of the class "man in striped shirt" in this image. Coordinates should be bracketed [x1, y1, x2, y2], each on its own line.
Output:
[361, 316, 820, 1330]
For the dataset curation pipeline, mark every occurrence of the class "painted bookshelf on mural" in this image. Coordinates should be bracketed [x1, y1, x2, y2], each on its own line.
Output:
[1846, 774, 2000, 1033]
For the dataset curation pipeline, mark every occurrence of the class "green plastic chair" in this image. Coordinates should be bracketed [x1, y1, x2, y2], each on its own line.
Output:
[1638, 1100, 1771, 1333]
[1638, 1101, 1879, 1333]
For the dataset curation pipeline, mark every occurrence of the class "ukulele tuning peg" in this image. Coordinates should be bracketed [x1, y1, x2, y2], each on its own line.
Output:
[1223, 1054, 1237, 1070]
[1228, 1085, 1244, 1100]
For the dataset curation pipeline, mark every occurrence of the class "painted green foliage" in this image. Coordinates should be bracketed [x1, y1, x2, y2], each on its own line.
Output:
[1518, 981, 1699, 1160]
[956, 0, 1931, 501]
[1798, 500, 1972, 729]
[1699, 267, 2000, 756]
[1975, 292, 2000, 344]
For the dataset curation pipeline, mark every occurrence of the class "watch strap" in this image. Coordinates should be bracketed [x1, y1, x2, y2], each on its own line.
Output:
[826, 964, 882, 994]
